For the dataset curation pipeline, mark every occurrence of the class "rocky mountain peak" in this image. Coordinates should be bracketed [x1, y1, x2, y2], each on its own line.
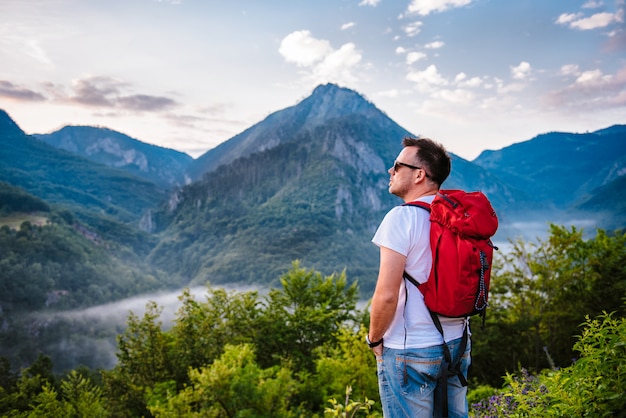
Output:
[300, 83, 379, 123]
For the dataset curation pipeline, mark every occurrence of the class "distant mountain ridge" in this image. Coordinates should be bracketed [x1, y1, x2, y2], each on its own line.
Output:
[473, 128, 626, 212]
[35, 125, 192, 189]
[0, 109, 166, 224]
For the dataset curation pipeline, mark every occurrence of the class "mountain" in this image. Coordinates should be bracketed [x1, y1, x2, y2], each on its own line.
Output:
[473, 128, 626, 210]
[188, 84, 521, 213]
[148, 84, 519, 292]
[0, 109, 166, 225]
[186, 83, 402, 180]
[34, 125, 192, 189]
[0, 108, 23, 136]
[575, 174, 626, 229]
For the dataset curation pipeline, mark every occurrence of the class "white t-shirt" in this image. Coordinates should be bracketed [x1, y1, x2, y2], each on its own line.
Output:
[372, 196, 467, 349]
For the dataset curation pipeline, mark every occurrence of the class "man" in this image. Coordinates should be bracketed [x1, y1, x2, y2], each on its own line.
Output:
[367, 137, 470, 417]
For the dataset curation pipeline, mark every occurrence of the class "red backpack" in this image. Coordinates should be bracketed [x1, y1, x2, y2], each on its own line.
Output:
[403, 189, 499, 319]
[402, 190, 498, 417]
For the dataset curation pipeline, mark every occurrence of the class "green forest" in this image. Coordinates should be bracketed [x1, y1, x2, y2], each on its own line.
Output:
[0, 182, 179, 314]
[0, 224, 624, 417]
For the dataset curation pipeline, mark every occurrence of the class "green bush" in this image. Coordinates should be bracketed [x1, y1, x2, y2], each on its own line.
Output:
[470, 311, 626, 417]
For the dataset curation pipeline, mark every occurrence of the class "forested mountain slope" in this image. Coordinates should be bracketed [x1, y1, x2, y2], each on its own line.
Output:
[0, 110, 166, 225]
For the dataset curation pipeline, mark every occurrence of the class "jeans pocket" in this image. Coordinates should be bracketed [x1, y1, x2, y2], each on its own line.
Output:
[397, 352, 443, 396]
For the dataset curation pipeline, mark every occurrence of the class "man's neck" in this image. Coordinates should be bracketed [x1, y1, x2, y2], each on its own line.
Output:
[403, 188, 438, 203]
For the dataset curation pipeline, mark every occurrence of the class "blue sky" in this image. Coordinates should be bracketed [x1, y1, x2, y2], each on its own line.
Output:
[1, 0, 624, 160]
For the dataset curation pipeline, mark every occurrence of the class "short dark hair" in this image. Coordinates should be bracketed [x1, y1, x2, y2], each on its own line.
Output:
[402, 136, 451, 186]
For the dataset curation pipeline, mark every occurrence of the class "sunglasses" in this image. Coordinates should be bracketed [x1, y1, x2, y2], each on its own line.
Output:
[393, 161, 431, 177]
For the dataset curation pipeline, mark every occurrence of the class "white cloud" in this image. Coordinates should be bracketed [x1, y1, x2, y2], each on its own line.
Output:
[406, 64, 448, 92]
[279, 31, 363, 85]
[571, 12, 621, 29]
[311, 43, 362, 83]
[359, 0, 380, 6]
[455, 73, 482, 87]
[24, 39, 53, 66]
[556, 13, 582, 25]
[404, 21, 424, 36]
[341, 22, 356, 30]
[544, 65, 626, 109]
[575, 69, 611, 85]
[2, 34, 54, 67]
[511, 61, 532, 80]
[432, 88, 474, 104]
[560, 64, 580, 76]
[407, 0, 472, 16]
[425, 41, 445, 49]
[278, 30, 333, 67]
[395, 46, 407, 54]
[557, 9, 623, 30]
[496, 81, 526, 94]
[582, 0, 604, 9]
[465, 77, 483, 87]
[406, 51, 427, 64]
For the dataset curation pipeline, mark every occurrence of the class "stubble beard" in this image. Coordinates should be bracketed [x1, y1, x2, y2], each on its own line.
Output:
[389, 180, 406, 200]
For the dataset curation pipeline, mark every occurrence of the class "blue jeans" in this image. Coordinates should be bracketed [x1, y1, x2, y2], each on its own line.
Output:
[376, 337, 471, 418]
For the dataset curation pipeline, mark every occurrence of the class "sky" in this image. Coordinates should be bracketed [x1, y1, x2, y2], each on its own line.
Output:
[1, 0, 625, 161]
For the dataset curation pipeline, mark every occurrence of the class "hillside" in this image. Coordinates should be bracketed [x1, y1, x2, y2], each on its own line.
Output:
[473, 128, 626, 209]
[0, 110, 167, 225]
[575, 174, 626, 229]
[0, 183, 178, 313]
[35, 125, 192, 189]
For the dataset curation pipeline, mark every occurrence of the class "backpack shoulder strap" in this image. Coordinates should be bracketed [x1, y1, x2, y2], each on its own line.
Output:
[402, 200, 431, 212]
[401, 200, 431, 288]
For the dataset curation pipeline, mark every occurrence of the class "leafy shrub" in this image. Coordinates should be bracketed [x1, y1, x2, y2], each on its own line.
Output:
[470, 312, 626, 417]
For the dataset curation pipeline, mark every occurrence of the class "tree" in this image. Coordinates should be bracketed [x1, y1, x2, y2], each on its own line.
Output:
[60, 371, 107, 417]
[314, 325, 380, 412]
[0, 354, 57, 416]
[471, 226, 626, 386]
[25, 371, 107, 418]
[256, 261, 359, 374]
[102, 301, 174, 417]
[170, 287, 261, 382]
[147, 344, 297, 418]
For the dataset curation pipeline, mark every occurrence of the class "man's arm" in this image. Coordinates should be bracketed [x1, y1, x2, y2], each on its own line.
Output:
[368, 246, 406, 355]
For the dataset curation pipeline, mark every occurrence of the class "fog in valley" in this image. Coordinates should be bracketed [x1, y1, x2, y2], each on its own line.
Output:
[16, 284, 266, 373]
[494, 215, 599, 246]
